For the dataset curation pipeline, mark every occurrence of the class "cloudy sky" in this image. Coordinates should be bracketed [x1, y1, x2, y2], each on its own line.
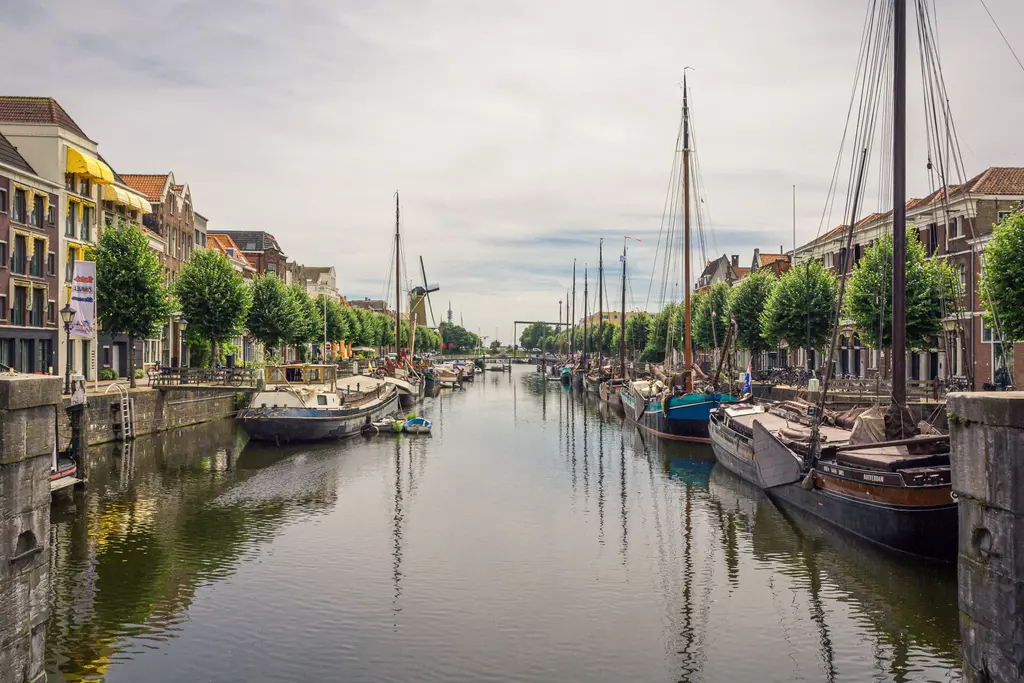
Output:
[5, 0, 1023, 342]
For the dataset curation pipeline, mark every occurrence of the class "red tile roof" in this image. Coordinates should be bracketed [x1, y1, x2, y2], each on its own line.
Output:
[0, 97, 90, 140]
[758, 253, 788, 266]
[963, 167, 1024, 196]
[208, 233, 253, 268]
[121, 174, 168, 201]
[732, 266, 751, 279]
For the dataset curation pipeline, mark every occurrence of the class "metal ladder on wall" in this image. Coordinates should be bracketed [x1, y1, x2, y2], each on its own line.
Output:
[104, 384, 134, 441]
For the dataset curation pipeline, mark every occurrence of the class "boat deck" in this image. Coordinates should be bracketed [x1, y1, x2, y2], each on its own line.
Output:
[729, 410, 851, 444]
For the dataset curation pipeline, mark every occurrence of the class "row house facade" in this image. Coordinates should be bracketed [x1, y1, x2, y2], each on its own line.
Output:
[0, 97, 151, 381]
[208, 232, 259, 364]
[790, 166, 1024, 388]
[0, 132, 61, 373]
[218, 230, 287, 276]
[123, 172, 207, 368]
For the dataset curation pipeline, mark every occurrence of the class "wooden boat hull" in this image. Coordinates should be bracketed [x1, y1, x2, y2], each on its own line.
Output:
[599, 380, 622, 407]
[766, 477, 957, 561]
[708, 416, 761, 486]
[238, 390, 399, 443]
[620, 387, 727, 443]
[584, 375, 604, 395]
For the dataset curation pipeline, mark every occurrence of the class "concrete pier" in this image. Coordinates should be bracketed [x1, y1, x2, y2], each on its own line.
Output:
[0, 375, 61, 683]
[948, 392, 1024, 683]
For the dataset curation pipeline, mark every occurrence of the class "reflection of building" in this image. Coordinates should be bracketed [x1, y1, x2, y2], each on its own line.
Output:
[790, 166, 1024, 386]
[0, 131, 61, 373]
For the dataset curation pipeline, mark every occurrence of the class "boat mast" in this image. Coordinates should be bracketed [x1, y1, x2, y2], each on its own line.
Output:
[394, 192, 402, 363]
[598, 239, 604, 367]
[682, 73, 693, 388]
[891, 0, 907, 409]
[619, 244, 627, 379]
[583, 267, 589, 366]
[571, 261, 577, 359]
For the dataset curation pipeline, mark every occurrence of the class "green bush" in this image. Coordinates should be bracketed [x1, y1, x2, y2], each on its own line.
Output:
[99, 368, 118, 380]
[134, 369, 145, 379]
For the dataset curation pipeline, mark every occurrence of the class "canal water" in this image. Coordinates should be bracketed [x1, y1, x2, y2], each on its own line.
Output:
[46, 365, 961, 682]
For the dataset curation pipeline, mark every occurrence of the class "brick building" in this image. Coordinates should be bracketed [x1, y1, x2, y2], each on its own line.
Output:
[217, 230, 286, 276]
[0, 132, 61, 373]
[123, 172, 205, 367]
[790, 166, 1024, 388]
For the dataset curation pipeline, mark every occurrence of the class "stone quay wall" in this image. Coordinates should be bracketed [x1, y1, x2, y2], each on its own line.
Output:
[949, 392, 1024, 683]
[0, 375, 61, 683]
[58, 386, 254, 449]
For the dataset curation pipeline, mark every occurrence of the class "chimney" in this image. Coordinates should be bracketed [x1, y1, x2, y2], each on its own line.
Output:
[780, 245, 783, 254]
[731, 254, 739, 268]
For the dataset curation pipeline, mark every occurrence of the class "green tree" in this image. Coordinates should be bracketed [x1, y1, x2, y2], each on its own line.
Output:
[519, 322, 552, 350]
[247, 274, 299, 355]
[440, 322, 480, 353]
[175, 249, 251, 366]
[692, 283, 730, 352]
[315, 295, 348, 359]
[729, 269, 776, 355]
[339, 306, 361, 345]
[286, 285, 322, 359]
[95, 221, 174, 387]
[981, 210, 1024, 341]
[845, 229, 955, 354]
[761, 260, 837, 365]
[625, 312, 651, 358]
[642, 303, 678, 362]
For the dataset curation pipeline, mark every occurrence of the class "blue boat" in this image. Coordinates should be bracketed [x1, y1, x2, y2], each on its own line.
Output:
[403, 417, 432, 434]
[621, 382, 735, 443]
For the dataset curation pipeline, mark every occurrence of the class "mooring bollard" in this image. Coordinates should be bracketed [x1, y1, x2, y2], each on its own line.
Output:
[948, 392, 1024, 683]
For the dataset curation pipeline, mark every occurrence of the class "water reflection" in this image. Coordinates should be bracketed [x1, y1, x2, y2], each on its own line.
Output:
[44, 366, 960, 682]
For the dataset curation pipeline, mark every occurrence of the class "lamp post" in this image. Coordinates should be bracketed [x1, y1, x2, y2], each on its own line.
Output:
[178, 317, 188, 370]
[60, 303, 76, 395]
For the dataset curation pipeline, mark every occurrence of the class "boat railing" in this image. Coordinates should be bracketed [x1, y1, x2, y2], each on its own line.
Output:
[149, 366, 257, 388]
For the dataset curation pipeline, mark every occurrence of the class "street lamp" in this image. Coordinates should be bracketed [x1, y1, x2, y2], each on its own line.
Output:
[60, 303, 76, 394]
[178, 317, 189, 370]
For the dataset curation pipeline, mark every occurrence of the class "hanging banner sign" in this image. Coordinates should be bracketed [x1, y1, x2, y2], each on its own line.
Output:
[69, 261, 97, 339]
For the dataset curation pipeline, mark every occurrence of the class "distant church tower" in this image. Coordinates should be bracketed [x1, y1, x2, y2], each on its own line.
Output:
[447, 301, 453, 324]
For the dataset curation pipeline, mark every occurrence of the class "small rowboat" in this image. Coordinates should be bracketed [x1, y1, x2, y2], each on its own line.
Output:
[403, 417, 432, 434]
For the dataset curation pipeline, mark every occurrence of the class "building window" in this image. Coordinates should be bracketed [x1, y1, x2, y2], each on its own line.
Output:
[66, 248, 77, 283]
[0, 241, 6, 268]
[170, 195, 176, 215]
[47, 300, 55, 324]
[12, 287, 26, 326]
[998, 210, 1015, 223]
[0, 294, 6, 321]
[0, 188, 7, 213]
[48, 204, 56, 225]
[80, 204, 92, 241]
[30, 289, 43, 327]
[950, 216, 964, 239]
[67, 202, 78, 237]
[30, 239, 44, 277]
[47, 252, 55, 277]
[65, 173, 75, 191]
[78, 178, 91, 196]
[29, 195, 43, 227]
[267, 262, 276, 273]
[11, 189, 26, 223]
[11, 234, 26, 274]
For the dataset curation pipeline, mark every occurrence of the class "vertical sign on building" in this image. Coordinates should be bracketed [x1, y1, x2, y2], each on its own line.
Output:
[69, 261, 97, 339]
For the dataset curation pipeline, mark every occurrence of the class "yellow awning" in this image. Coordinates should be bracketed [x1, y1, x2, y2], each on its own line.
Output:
[66, 147, 114, 184]
[102, 184, 153, 214]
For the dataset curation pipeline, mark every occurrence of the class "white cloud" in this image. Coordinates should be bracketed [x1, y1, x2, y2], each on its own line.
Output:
[5, 0, 1023, 335]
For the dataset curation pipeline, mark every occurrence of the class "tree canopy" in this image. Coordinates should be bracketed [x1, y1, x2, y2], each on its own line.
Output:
[439, 322, 480, 353]
[96, 221, 174, 387]
[519, 322, 553, 350]
[844, 228, 955, 350]
[175, 249, 251, 365]
[625, 312, 651, 357]
[761, 260, 837, 353]
[247, 274, 299, 353]
[729, 269, 776, 353]
[692, 283, 730, 351]
[642, 303, 678, 362]
[981, 210, 1024, 342]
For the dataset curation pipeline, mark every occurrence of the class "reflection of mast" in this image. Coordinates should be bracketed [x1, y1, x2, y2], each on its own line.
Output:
[570, 389, 577, 496]
[678, 482, 698, 681]
[619, 431, 628, 562]
[392, 439, 404, 626]
[708, 494, 739, 588]
[597, 413, 605, 545]
[801, 542, 837, 682]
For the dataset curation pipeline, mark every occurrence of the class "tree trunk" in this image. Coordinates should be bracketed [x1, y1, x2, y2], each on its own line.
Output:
[211, 342, 218, 369]
[128, 335, 137, 388]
